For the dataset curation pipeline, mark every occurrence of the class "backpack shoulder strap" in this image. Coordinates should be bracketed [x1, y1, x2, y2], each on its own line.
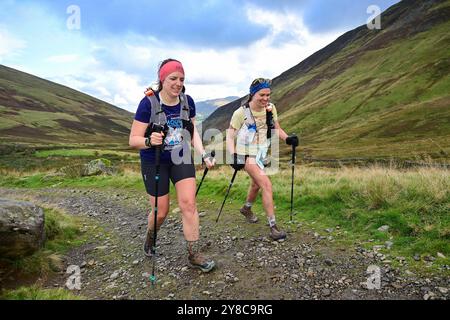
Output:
[242, 103, 255, 126]
[179, 93, 190, 121]
[146, 90, 167, 125]
[266, 103, 275, 139]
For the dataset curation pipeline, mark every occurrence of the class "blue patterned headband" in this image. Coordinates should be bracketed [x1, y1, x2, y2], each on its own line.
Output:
[250, 81, 271, 95]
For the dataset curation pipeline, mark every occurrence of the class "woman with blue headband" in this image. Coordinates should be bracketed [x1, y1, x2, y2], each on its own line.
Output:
[226, 78, 298, 240]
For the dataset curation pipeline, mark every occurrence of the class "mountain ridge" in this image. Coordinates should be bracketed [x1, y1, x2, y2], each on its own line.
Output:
[203, 0, 450, 160]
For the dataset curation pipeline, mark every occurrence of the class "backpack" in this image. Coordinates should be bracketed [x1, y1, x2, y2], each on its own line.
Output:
[145, 89, 194, 138]
[242, 103, 275, 140]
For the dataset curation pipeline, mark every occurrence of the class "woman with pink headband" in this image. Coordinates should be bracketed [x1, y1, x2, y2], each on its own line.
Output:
[129, 58, 216, 273]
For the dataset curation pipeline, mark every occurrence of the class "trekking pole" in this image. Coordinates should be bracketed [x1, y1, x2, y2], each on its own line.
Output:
[216, 169, 238, 223]
[196, 150, 215, 197]
[149, 125, 165, 286]
[149, 144, 161, 285]
[290, 142, 297, 222]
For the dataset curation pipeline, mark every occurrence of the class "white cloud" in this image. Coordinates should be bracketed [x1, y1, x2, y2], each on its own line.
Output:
[0, 28, 26, 62]
[113, 94, 128, 106]
[1, 4, 344, 113]
[46, 54, 79, 63]
[172, 7, 342, 100]
[124, 44, 153, 67]
[44, 11, 341, 109]
[52, 69, 144, 112]
[244, 6, 342, 78]
[95, 86, 112, 97]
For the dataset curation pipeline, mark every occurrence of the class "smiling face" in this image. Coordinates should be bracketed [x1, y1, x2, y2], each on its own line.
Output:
[252, 88, 271, 109]
[161, 71, 185, 98]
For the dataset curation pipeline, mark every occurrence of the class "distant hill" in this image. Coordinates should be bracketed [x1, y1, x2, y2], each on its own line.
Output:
[0, 65, 133, 145]
[204, 0, 450, 160]
[195, 96, 239, 122]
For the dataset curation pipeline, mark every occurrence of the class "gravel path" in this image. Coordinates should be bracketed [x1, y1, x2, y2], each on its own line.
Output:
[0, 188, 448, 300]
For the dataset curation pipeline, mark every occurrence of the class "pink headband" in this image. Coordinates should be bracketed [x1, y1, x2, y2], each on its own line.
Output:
[159, 61, 185, 82]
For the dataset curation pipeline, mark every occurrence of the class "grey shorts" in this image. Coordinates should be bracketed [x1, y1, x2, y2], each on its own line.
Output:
[141, 161, 196, 197]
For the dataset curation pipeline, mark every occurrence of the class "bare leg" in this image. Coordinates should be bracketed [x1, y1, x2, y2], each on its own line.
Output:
[244, 157, 274, 219]
[175, 178, 199, 241]
[175, 177, 215, 272]
[246, 179, 260, 203]
[147, 194, 170, 230]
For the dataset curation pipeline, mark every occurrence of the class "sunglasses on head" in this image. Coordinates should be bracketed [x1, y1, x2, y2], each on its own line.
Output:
[251, 78, 272, 86]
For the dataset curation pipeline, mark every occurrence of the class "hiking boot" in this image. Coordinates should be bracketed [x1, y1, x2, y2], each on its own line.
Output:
[240, 205, 258, 223]
[143, 229, 155, 257]
[270, 225, 287, 241]
[188, 253, 216, 273]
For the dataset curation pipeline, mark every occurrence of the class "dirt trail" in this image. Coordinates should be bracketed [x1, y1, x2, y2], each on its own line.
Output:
[0, 187, 448, 300]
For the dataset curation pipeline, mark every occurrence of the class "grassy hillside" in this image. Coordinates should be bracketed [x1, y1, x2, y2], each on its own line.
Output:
[0, 65, 133, 145]
[204, 0, 450, 161]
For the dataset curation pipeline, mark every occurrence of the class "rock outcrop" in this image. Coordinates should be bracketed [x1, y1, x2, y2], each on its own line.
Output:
[0, 199, 45, 259]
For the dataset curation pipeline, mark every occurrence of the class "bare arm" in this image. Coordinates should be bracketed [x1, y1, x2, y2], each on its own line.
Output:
[129, 120, 164, 149]
[274, 121, 289, 142]
[226, 126, 237, 155]
[190, 118, 215, 168]
[190, 118, 206, 156]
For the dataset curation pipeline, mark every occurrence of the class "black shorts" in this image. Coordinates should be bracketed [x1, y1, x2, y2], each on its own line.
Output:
[141, 161, 196, 197]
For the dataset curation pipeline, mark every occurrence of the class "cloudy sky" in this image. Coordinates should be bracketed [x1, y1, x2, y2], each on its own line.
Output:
[0, 0, 400, 112]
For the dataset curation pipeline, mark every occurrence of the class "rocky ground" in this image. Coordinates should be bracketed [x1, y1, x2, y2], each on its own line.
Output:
[0, 187, 448, 300]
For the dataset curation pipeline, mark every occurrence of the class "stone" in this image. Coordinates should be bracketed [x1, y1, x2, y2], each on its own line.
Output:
[423, 292, 435, 300]
[0, 199, 45, 259]
[83, 159, 116, 176]
[377, 225, 390, 232]
[437, 287, 448, 294]
[324, 258, 334, 266]
[437, 252, 446, 259]
[322, 289, 331, 297]
[110, 272, 120, 280]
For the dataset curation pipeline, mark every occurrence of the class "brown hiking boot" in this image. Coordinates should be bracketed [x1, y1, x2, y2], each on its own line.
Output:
[270, 225, 287, 241]
[188, 253, 216, 273]
[240, 205, 258, 223]
[186, 240, 216, 272]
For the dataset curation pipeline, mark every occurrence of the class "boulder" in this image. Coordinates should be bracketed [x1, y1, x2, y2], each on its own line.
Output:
[0, 199, 45, 259]
[57, 158, 116, 177]
[83, 158, 115, 176]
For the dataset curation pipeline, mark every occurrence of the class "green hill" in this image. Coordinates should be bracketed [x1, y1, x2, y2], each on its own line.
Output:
[0, 65, 133, 145]
[203, 0, 450, 161]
